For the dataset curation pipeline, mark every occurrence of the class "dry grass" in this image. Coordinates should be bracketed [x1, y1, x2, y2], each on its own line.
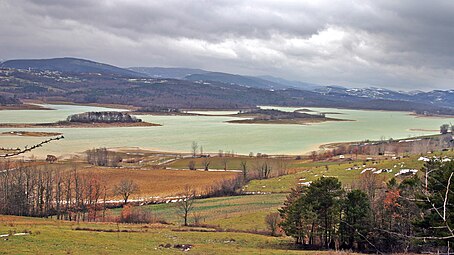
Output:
[78, 167, 238, 199]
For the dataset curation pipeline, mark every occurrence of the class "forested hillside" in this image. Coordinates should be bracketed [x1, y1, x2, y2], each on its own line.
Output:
[1, 58, 453, 115]
[0, 94, 21, 105]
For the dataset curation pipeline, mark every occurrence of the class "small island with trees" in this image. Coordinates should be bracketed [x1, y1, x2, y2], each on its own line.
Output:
[135, 106, 181, 114]
[0, 111, 161, 128]
[227, 109, 347, 125]
[66, 111, 141, 123]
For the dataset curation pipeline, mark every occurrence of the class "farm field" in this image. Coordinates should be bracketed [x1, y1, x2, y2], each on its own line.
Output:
[0, 215, 352, 255]
[77, 167, 238, 199]
[112, 194, 287, 231]
[166, 156, 293, 170]
[0, 159, 239, 200]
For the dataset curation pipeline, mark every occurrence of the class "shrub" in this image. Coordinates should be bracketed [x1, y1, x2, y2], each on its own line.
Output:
[118, 205, 155, 224]
[265, 212, 281, 236]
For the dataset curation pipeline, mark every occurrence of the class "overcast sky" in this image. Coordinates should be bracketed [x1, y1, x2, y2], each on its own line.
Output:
[1, 0, 453, 90]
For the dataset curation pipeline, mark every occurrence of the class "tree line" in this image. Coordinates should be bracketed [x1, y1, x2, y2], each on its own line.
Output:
[311, 132, 453, 160]
[279, 159, 454, 253]
[66, 111, 141, 123]
[86, 147, 122, 167]
[0, 159, 245, 223]
[0, 161, 108, 222]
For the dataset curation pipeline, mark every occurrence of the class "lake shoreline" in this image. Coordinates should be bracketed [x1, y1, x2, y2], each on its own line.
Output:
[0, 131, 63, 137]
[409, 113, 454, 119]
[226, 117, 349, 125]
[13, 101, 454, 120]
[22, 99, 138, 111]
[0, 104, 53, 111]
[0, 121, 161, 128]
[1, 103, 452, 159]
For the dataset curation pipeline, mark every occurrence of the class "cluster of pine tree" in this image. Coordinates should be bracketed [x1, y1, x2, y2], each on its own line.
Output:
[279, 160, 454, 253]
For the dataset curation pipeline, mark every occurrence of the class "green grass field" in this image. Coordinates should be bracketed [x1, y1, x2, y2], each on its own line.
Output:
[243, 154, 437, 193]
[0, 215, 347, 255]
[112, 194, 287, 232]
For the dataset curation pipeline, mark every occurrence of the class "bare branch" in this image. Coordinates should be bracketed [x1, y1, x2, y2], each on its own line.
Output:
[443, 172, 453, 221]
[0, 136, 64, 158]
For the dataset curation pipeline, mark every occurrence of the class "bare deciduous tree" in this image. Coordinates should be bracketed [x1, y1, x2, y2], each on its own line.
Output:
[257, 161, 272, 179]
[276, 158, 289, 176]
[202, 158, 210, 171]
[113, 179, 139, 204]
[177, 185, 196, 226]
[188, 160, 196, 170]
[310, 151, 318, 161]
[265, 212, 281, 236]
[240, 160, 248, 182]
[191, 141, 198, 157]
[357, 171, 384, 201]
[222, 157, 229, 170]
[0, 162, 106, 222]
[86, 148, 122, 167]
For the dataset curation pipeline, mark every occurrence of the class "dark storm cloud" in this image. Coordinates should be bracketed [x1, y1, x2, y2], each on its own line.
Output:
[1, 0, 454, 90]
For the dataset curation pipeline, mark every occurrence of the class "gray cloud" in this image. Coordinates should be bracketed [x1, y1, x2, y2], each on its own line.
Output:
[1, 0, 454, 90]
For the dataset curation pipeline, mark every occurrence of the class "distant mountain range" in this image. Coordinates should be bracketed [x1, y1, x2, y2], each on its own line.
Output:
[1, 57, 143, 77]
[257, 75, 322, 91]
[129, 66, 316, 90]
[128, 67, 208, 79]
[185, 72, 291, 90]
[0, 57, 453, 114]
[315, 86, 454, 109]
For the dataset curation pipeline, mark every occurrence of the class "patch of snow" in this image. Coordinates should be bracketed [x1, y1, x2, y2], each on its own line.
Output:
[298, 181, 312, 186]
[361, 168, 376, 174]
[395, 169, 418, 176]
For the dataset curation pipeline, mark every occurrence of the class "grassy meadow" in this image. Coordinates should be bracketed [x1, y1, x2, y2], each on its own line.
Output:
[112, 194, 287, 231]
[243, 153, 443, 193]
[0, 215, 355, 255]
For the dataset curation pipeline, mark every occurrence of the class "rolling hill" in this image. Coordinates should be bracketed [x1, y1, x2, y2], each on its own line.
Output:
[129, 67, 208, 79]
[1, 57, 453, 114]
[1, 57, 143, 77]
[185, 72, 290, 90]
[315, 86, 454, 109]
[258, 75, 322, 91]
